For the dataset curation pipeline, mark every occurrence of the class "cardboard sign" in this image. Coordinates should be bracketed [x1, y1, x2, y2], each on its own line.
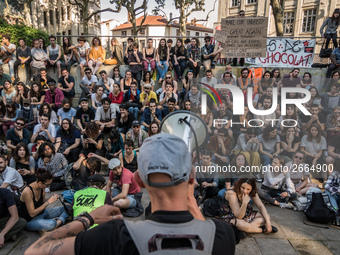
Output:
[219, 16, 268, 58]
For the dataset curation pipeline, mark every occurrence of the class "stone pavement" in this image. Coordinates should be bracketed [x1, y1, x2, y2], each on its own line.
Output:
[2, 189, 340, 255]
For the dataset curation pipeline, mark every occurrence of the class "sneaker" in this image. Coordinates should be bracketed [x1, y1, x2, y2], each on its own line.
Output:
[279, 202, 294, 209]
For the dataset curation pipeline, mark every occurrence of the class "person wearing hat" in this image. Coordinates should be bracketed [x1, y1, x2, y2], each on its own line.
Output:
[139, 83, 158, 110]
[44, 79, 64, 112]
[70, 174, 113, 224]
[68, 37, 90, 79]
[126, 120, 148, 151]
[75, 97, 95, 134]
[26, 133, 236, 255]
[104, 157, 141, 209]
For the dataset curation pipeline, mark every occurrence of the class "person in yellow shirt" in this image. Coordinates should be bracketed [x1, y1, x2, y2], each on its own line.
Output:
[88, 37, 106, 75]
[139, 84, 158, 111]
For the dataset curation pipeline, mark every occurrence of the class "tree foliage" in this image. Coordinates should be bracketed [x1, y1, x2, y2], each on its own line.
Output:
[0, 18, 49, 46]
[153, 0, 216, 36]
[109, 0, 148, 36]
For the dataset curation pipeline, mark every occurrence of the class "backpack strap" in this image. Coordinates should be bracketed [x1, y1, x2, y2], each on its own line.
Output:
[322, 192, 339, 215]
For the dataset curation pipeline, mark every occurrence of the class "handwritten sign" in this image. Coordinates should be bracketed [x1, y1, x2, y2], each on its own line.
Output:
[245, 38, 316, 67]
[213, 30, 228, 43]
[220, 16, 268, 58]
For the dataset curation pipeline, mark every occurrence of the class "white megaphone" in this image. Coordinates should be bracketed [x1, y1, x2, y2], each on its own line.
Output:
[160, 110, 208, 153]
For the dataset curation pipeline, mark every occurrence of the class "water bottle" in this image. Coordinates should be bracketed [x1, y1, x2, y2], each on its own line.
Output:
[148, 63, 151, 72]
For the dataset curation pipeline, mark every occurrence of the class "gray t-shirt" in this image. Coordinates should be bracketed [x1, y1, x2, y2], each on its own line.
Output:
[258, 134, 280, 154]
[94, 105, 116, 122]
[1, 43, 16, 59]
[82, 75, 98, 87]
[98, 78, 114, 94]
[300, 135, 327, 155]
[33, 123, 56, 140]
[10, 157, 35, 171]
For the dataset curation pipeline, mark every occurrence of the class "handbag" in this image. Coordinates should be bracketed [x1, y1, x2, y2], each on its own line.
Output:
[319, 40, 333, 58]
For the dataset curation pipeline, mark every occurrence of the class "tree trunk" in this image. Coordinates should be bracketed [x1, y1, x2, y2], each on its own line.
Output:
[179, 5, 186, 36]
[271, 0, 284, 36]
[23, 1, 32, 26]
[130, 13, 138, 36]
[83, 5, 89, 35]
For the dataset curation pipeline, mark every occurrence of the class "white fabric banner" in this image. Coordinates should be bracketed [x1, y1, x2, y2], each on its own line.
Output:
[245, 38, 316, 67]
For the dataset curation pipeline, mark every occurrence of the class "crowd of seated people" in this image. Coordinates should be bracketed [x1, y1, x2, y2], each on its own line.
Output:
[1, 31, 340, 247]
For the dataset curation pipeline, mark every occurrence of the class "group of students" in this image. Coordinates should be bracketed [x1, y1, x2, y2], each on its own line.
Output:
[1, 31, 340, 249]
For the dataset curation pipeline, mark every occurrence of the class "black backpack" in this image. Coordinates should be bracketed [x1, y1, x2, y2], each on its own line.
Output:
[203, 198, 221, 217]
[304, 192, 338, 224]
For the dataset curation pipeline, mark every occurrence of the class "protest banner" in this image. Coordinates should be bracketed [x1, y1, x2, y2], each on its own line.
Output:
[245, 38, 316, 67]
[219, 16, 268, 58]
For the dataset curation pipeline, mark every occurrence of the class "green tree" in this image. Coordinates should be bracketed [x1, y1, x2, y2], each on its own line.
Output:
[68, 0, 148, 36]
[153, 0, 216, 36]
[0, 18, 49, 46]
[270, 0, 284, 36]
[109, 0, 148, 36]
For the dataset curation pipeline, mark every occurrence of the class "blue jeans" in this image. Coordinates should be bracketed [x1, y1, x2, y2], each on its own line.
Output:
[0, 59, 15, 77]
[173, 60, 187, 79]
[118, 127, 128, 134]
[157, 61, 169, 79]
[326, 190, 340, 211]
[112, 188, 137, 208]
[260, 154, 271, 166]
[26, 206, 69, 232]
[129, 107, 139, 120]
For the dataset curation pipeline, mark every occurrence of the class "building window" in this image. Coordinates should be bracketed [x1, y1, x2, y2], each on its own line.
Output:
[302, 9, 317, 33]
[68, 30, 72, 35]
[80, 10, 83, 21]
[140, 28, 146, 35]
[56, 10, 59, 25]
[186, 31, 190, 37]
[62, 31, 66, 35]
[122, 31, 127, 36]
[43, 11, 47, 27]
[67, 6, 71, 21]
[131, 30, 134, 35]
[283, 12, 294, 34]
[49, 10, 53, 25]
[231, 0, 239, 6]
[176, 29, 180, 36]
[195, 32, 199, 36]
[62, 8, 65, 21]
[247, 0, 257, 4]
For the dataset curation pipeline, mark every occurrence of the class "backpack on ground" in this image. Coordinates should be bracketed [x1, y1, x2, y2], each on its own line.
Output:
[203, 198, 221, 217]
[304, 191, 338, 224]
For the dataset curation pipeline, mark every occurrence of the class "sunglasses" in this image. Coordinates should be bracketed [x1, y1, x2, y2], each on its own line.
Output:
[166, 77, 172, 79]
[85, 72, 91, 74]
[133, 125, 139, 128]
[239, 13, 245, 16]
[16, 122, 25, 126]
[294, 155, 303, 160]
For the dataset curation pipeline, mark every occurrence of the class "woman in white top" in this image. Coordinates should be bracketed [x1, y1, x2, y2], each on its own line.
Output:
[1, 80, 17, 104]
[91, 85, 107, 111]
[258, 156, 296, 208]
